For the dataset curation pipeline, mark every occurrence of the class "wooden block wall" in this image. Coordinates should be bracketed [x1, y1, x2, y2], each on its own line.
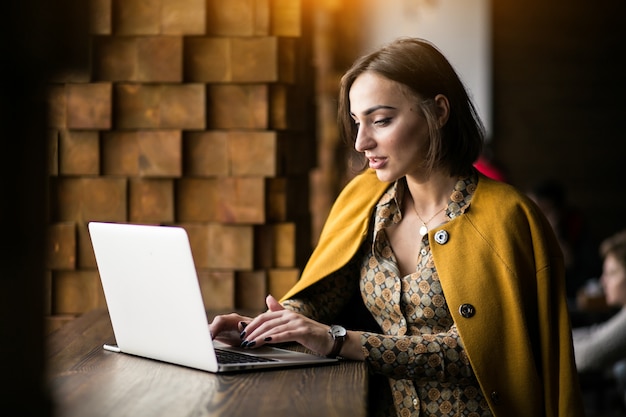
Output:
[45, 0, 316, 329]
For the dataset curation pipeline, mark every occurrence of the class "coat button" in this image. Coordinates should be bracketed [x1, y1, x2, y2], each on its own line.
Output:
[434, 230, 448, 244]
[459, 303, 476, 318]
[490, 391, 500, 404]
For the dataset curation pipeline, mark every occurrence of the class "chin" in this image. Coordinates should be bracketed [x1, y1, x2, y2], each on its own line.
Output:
[374, 169, 400, 183]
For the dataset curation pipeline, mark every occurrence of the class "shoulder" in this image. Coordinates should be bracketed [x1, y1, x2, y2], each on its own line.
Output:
[470, 175, 546, 230]
[464, 174, 561, 262]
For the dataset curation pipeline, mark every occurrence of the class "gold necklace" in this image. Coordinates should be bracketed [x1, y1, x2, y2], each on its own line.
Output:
[411, 197, 447, 236]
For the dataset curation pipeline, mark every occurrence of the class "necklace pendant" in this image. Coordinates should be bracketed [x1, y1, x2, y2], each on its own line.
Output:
[419, 224, 428, 236]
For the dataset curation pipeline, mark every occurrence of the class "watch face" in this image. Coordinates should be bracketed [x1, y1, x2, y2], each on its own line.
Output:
[330, 325, 347, 337]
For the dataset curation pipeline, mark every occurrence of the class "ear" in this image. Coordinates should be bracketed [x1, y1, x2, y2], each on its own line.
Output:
[434, 94, 450, 127]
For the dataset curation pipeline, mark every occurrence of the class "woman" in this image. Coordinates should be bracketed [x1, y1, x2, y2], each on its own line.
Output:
[573, 230, 626, 400]
[210, 38, 583, 417]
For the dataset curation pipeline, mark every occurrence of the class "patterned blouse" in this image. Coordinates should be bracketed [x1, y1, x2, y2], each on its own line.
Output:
[283, 173, 492, 417]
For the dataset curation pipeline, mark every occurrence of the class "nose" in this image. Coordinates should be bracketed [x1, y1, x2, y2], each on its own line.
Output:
[354, 125, 375, 153]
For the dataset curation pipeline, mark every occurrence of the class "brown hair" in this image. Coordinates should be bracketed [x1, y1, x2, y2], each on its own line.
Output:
[338, 37, 485, 176]
[599, 229, 626, 270]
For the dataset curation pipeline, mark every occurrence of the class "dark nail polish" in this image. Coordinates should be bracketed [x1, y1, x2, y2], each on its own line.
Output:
[239, 321, 248, 329]
[246, 341, 256, 348]
[240, 330, 246, 340]
[264, 337, 272, 342]
[240, 340, 249, 348]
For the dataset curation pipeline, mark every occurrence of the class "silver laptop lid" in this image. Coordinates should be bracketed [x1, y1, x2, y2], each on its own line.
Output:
[89, 222, 219, 372]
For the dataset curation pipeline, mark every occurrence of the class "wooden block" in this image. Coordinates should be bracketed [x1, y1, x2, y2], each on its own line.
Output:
[129, 179, 174, 223]
[270, 84, 308, 131]
[184, 37, 231, 82]
[253, 0, 270, 36]
[160, 84, 205, 129]
[115, 83, 204, 129]
[178, 223, 210, 268]
[175, 178, 218, 222]
[104, 129, 184, 178]
[115, 83, 160, 128]
[207, 84, 268, 129]
[231, 37, 278, 82]
[53, 177, 127, 222]
[271, 0, 301, 37]
[112, 0, 160, 35]
[197, 270, 235, 311]
[273, 223, 296, 268]
[52, 270, 106, 315]
[94, 35, 184, 82]
[47, 222, 77, 270]
[66, 83, 112, 130]
[136, 36, 183, 82]
[228, 131, 278, 177]
[206, 0, 256, 36]
[207, 223, 253, 270]
[78, 223, 97, 269]
[235, 270, 267, 311]
[102, 131, 139, 175]
[267, 177, 288, 222]
[48, 85, 66, 128]
[217, 177, 265, 224]
[59, 130, 100, 175]
[138, 130, 182, 177]
[278, 37, 297, 84]
[92, 36, 136, 81]
[254, 223, 296, 268]
[184, 131, 229, 176]
[267, 268, 299, 300]
[49, 130, 59, 176]
[161, 0, 205, 34]
[89, 0, 112, 35]
[227, 37, 295, 83]
[266, 176, 310, 222]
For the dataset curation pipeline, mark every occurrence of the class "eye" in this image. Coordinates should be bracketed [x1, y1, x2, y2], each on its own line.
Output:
[374, 117, 392, 127]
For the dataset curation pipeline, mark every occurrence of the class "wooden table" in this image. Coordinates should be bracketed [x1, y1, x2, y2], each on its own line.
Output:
[46, 309, 368, 417]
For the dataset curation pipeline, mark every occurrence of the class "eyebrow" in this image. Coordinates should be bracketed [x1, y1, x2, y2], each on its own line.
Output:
[350, 105, 397, 117]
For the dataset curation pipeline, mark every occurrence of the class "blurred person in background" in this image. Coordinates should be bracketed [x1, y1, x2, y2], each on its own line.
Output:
[573, 229, 626, 410]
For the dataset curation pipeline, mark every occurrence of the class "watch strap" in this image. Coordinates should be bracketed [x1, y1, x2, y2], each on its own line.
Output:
[327, 325, 346, 358]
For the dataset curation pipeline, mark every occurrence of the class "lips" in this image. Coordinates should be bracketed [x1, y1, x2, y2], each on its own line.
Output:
[367, 156, 387, 169]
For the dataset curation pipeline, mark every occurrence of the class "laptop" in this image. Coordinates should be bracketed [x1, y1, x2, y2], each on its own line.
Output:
[88, 221, 338, 372]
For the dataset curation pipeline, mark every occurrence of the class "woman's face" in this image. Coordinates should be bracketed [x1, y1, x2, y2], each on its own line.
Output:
[600, 253, 626, 307]
[349, 71, 430, 183]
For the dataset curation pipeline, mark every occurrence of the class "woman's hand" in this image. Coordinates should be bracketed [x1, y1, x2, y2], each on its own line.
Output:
[240, 295, 335, 356]
[209, 312, 252, 346]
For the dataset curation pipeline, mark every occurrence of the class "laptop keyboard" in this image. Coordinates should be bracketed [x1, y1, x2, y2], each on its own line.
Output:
[215, 348, 277, 364]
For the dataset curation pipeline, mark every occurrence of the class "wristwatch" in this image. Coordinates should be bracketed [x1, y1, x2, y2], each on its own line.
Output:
[327, 324, 347, 358]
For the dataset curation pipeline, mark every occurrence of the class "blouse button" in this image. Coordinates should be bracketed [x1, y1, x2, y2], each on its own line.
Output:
[434, 230, 448, 244]
[420, 249, 428, 256]
[413, 398, 418, 406]
[459, 303, 476, 318]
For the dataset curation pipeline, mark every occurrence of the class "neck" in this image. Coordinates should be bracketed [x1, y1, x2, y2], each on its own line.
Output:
[404, 171, 455, 214]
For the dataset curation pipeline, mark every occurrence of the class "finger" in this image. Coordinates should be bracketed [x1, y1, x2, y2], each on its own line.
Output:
[209, 313, 248, 339]
[241, 312, 292, 345]
[266, 294, 285, 312]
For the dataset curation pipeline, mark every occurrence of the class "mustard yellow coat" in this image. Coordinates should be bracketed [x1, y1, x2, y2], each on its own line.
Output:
[281, 169, 584, 417]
